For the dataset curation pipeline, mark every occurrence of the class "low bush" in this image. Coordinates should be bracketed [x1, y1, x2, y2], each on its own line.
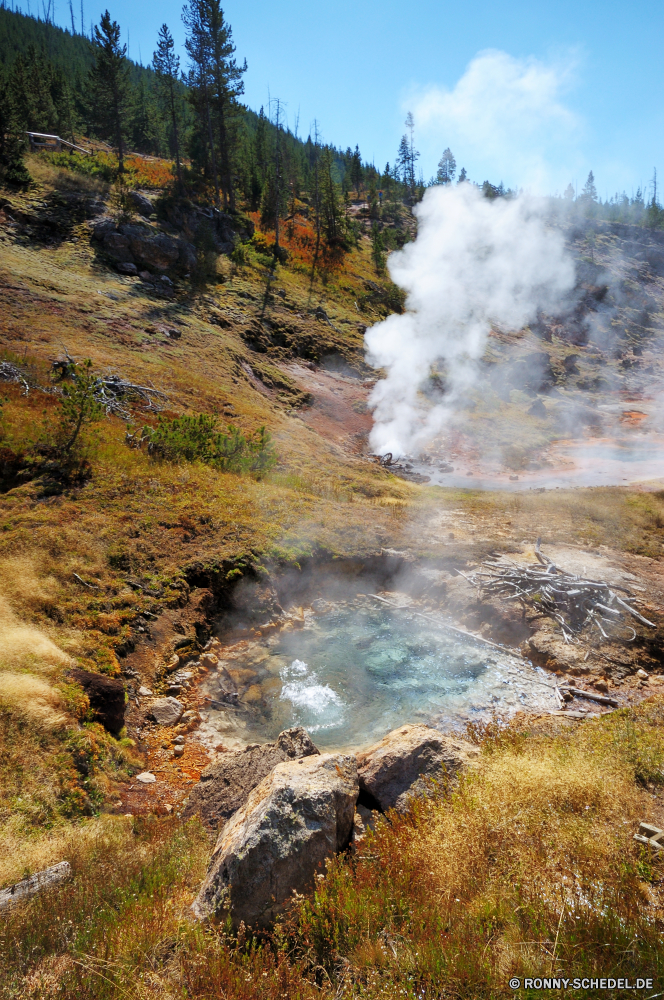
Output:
[136, 413, 277, 476]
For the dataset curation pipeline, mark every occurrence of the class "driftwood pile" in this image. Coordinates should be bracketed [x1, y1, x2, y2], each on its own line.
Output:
[462, 540, 655, 644]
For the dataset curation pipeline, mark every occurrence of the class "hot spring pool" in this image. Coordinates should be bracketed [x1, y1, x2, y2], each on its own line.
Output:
[200, 601, 559, 750]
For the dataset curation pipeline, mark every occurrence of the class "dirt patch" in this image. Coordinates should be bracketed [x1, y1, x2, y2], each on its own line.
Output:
[281, 361, 374, 452]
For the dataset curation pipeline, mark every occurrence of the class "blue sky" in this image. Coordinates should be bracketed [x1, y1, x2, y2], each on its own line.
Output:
[18, 0, 664, 198]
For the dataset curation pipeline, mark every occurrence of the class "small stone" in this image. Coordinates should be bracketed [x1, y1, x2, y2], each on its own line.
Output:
[174, 735, 185, 744]
[138, 270, 152, 281]
[138, 686, 153, 697]
[165, 654, 181, 674]
[160, 275, 173, 286]
[136, 772, 156, 784]
[117, 261, 138, 275]
[173, 746, 185, 757]
[637, 668, 649, 680]
[181, 710, 199, 724]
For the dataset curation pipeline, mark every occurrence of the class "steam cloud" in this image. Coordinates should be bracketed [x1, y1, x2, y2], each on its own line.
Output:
[365, 183, 576, 457]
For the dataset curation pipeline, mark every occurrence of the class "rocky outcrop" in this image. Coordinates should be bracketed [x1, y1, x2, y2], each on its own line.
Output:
[68, 668, 125, 734]
[159, 201, 252, 254]
[183, 727, 319, 831]
[148, 696, 184, 726]
[91, 219, 196, 275]
[192, 753, 358, 927]
[356, 724, 479, 813]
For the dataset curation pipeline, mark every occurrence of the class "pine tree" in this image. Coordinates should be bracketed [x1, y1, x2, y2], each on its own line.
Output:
[183, 0, 246, 211]
[581, 170, 597, 202]
[350, 144, 362, 197]
[564, 183, 575, 201]
[404, 111, 419, 201]
[457, 166, 467, 183]
[153, 23, 183, 189]
[436, 147, 456, 184]
[90, 11, 129, 171]
[396, 134, 410, 185]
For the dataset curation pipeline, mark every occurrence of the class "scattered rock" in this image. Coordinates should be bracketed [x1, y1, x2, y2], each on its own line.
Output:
[67, 668, 125, 734]
[192, 752, 358, 927]
[117, 261, 138, 276]
[528, 399, 547, 419]
[356, 724, 479, 813]
[148, 696, 184, 726]
[138, 686, 153, 696]
[136, 772, 156, 784]
[184, 726, 320, 831]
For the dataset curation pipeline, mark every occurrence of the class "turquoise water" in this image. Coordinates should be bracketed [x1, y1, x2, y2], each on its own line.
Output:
[204, 602, 558, 750]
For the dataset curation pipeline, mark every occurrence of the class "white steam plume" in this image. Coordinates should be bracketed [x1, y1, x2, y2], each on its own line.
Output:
[365, 183, 576, 457]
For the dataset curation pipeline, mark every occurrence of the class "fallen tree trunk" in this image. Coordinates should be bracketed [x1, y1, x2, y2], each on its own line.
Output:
[0, 862, 71, 909]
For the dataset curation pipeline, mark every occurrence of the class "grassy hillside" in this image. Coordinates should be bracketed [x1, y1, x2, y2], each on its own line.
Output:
[1, 147, 664, 998]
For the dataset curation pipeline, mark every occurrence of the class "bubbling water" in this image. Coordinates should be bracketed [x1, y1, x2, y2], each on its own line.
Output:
[202, 602, 559, 750]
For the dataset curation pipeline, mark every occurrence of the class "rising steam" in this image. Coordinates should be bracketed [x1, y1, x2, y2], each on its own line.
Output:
[365, 183, 576, 457]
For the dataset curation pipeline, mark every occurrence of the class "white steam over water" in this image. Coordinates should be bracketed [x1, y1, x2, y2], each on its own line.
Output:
[365, 183, 576, 457]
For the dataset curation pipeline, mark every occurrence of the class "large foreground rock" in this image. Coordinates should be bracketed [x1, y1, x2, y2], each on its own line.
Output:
[357, 724, 479, 812]
[183, 727, 319, 831]
[192, 753, 358, 927]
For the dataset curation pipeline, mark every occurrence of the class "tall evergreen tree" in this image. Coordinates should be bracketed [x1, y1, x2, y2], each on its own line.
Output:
[350, 144, 362, 197]
[153, 23, 183, 189]
[436, 147, 456, 184]
[90, 11, 129, 171]
[581, 170, 598, 202]
[404, 111, 419, 201]
[183, 0, 246, 211]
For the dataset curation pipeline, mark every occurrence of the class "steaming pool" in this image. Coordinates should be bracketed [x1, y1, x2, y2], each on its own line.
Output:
[200, 601, 559, 751]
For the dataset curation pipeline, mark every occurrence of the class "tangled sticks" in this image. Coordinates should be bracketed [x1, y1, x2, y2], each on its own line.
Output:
[462, 540, 655, 644]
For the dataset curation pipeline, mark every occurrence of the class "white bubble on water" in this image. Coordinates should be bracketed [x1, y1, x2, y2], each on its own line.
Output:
[279, 658, 344, 730]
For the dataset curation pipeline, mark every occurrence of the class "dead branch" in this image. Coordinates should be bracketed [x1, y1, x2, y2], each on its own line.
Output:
[0, 862, 71, 909]
[463, 542, 656, 645]
[0, 361, 31, 395]
[50, 350, 169, 419]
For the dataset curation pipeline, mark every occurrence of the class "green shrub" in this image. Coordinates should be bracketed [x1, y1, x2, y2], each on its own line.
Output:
[138, 413, 277, 475]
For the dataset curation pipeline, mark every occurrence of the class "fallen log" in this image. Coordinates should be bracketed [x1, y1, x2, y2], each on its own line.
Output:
[560, 685, 619, 707]
[0, 862, 71, 909]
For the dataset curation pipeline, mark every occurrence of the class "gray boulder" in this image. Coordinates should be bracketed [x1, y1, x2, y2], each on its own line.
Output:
[148, 696, 184, 726]
[192, 752, 358, 927]
[128, 190, 153, 217]
[119, 224, 180, 272]
[356, 724, 479, 813]
[183, 726, 319, 831]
